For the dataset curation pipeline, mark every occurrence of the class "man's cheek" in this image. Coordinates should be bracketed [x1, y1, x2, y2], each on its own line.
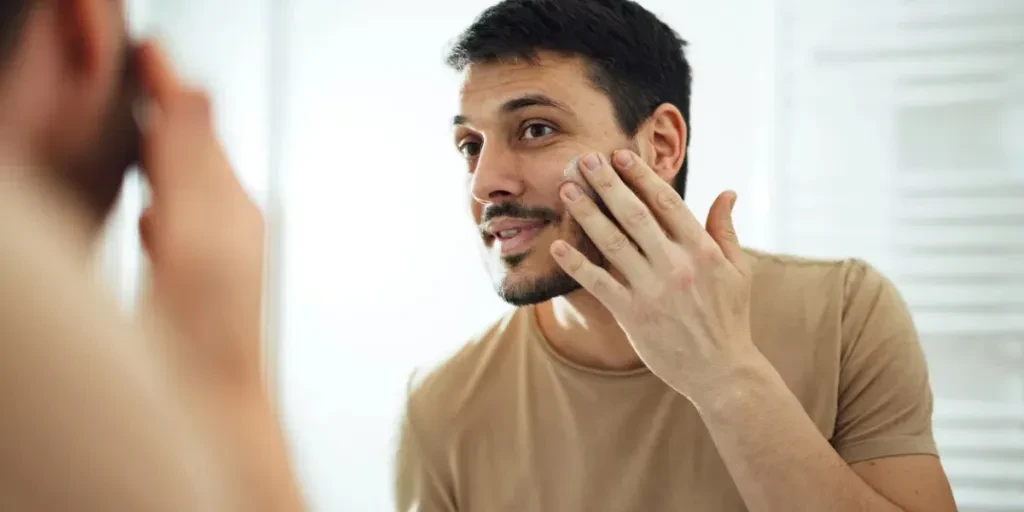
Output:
[559, 154, 601, 202]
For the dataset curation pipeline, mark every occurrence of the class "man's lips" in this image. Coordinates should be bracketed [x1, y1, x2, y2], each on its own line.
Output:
[484, 218, 551, 256]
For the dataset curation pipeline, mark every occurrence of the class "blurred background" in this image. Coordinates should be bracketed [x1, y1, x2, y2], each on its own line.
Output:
[101, 0, 1024, 510]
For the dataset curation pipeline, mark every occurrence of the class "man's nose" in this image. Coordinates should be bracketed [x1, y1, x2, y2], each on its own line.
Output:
[470, 144, 525, 205]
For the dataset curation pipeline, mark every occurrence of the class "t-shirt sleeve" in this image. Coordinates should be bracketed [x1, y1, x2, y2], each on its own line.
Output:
[393, 373, 458, 512]
[831, 259, 938, 464]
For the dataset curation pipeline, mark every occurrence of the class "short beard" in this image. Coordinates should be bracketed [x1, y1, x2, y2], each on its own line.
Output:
[489, 144, 637, 306]
[496, 256, 582, 306]
[495, 204, 611, 306]
[64, 38, 141, 224]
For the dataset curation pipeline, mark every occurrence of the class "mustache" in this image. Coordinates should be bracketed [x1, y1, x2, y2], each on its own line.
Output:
[479, 202, 560, 234]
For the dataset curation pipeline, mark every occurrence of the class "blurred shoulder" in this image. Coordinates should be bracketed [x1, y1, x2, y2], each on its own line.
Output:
[400, 307, 530, 440]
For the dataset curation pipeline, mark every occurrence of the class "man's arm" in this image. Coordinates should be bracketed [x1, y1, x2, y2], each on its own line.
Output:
[132, 40, 307, 512]
[545, 149, 956, 511]
[690, 261, 955, 512]
[694, 360, 954, 512]
[548, 150, 956, 511]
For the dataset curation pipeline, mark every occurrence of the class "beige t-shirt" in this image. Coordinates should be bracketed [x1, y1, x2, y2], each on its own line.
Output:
[394, 250, 937, 511]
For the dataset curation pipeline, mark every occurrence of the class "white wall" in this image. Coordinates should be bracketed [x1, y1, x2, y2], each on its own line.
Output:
[101, 0, 275, 307]
[775, 2, 1024, 508]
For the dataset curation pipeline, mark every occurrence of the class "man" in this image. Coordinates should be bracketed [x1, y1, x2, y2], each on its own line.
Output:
[0, 1, 302, 509]
[395, 1, 957, 510]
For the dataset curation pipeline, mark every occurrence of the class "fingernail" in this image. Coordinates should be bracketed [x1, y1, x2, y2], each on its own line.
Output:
[551, 241, 568, 257]
[562, 183, 582, 202]
[613, 150, 633, 168]
[580, 153, 602, 173]
[728, 191, 738, 212]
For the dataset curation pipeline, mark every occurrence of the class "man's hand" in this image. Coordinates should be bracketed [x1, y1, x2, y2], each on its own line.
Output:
[550, 150, 763, 402]
[135, 41, 265, 392]
[132, 41, 304, 511]
[551, 151, 956, 512]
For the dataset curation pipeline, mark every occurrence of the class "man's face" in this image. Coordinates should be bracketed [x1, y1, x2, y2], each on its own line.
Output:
[41, 0, 141, 222]
[454, 52, 634, 305]
[67, 29, 141, 220]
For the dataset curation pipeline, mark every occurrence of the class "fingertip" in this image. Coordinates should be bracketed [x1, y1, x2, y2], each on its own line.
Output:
[550, 240, 570, 258]
[612, 149, 634, 169]
[726, 190, 738, 213]
[137, 39, 180, 100]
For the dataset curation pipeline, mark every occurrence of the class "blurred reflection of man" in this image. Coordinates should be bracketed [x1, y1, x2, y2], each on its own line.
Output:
[0, 1, 302, 510]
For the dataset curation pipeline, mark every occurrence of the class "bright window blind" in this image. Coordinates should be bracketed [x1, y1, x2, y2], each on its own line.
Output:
[775, 1, 1024, 510]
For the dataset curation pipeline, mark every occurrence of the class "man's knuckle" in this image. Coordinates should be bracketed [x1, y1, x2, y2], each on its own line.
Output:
[697, 242, 722, 265]
[627, 164, 647, 181]
[640, 283, 668, 303]
[656, 188, 683, 211]
[591, 275, 620, 297]
[592, 176, 615, 190]
[566, 253, 586, 273]
[623, 205, 651, 228]
[604, 233, 630, 253]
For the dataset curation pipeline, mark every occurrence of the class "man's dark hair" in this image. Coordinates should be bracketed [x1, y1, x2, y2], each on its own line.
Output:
[1, 0, 32, 66]
[446, 0, 693, 198]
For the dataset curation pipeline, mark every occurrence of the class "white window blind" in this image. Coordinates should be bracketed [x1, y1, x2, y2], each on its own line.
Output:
[775, 1, 1024, 510]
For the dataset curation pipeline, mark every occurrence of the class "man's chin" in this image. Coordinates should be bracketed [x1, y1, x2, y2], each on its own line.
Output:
[495, 270, 582, 307]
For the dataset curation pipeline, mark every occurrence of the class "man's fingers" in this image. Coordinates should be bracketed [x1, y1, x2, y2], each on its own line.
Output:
[560, 182, 654, 289]
[550, 240, 630, 311]
[705, 190, 746, 270]
[575, 153, 675, 270]
[141, 84, 221, 196]
[137, 41, 182, 106]
[609, 150, 705, 246]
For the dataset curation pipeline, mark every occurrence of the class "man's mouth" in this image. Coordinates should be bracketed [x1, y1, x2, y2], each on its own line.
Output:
[485, 219, 551, 256]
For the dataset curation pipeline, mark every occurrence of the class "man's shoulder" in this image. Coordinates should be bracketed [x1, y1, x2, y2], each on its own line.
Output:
[744, 249, 920, 425]
[745, 248, 916, 366]
[747, 247, 913, 352]
[745, 247, 898, 311]
[401, 307, 528, 433]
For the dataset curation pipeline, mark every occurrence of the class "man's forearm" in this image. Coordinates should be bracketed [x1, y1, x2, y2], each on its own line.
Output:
[196, 388, 306, 512]
[690, 355, 902, 512]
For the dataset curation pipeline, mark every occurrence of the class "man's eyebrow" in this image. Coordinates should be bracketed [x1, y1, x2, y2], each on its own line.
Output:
[453, 93, 571, 126]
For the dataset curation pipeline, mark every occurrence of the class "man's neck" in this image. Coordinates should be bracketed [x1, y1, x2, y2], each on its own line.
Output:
[536, 288, 644, 372]
[0, 149, 98, 256]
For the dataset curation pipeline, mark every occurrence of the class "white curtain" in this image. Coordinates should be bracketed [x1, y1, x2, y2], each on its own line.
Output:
[101, 0, 1022, 510]
[776, 1, 1024, 510]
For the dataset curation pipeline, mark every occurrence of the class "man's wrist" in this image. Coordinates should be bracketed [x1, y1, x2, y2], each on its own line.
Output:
[684, 349, 784, 419]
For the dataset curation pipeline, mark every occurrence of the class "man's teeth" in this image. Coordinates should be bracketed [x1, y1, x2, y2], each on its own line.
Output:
[499, 229, 522, 238]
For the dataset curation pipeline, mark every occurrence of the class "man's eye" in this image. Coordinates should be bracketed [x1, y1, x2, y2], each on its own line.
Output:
[522, 123, 554, 140]
[459, 142, 481, 158]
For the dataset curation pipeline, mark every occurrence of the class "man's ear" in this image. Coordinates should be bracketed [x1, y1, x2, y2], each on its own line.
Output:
[55, 0, 119, 81]
[636, 103, 687, 184]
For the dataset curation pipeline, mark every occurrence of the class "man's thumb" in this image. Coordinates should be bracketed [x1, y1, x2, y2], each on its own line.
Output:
[706, 190, 743, 266]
